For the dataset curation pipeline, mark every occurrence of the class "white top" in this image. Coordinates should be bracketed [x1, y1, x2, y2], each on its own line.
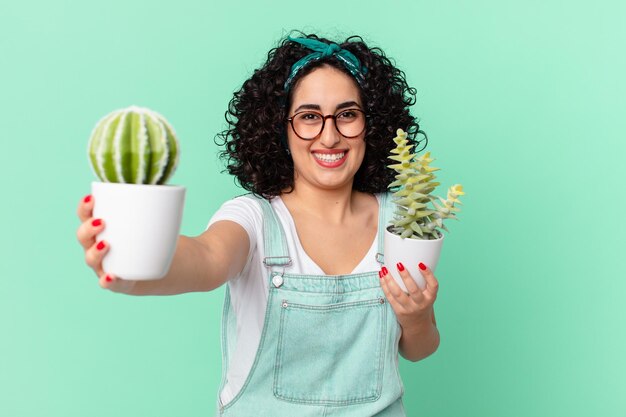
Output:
[206, 194, 383, 406]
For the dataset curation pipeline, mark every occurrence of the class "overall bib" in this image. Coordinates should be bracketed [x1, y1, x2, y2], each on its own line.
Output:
[216, 193, 406, 416]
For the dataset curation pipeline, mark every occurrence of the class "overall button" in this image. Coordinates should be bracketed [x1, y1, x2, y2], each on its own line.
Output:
[272, 275, 284, 288]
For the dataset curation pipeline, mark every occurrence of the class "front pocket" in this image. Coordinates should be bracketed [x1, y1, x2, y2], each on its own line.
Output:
[273, 297, 387, 406]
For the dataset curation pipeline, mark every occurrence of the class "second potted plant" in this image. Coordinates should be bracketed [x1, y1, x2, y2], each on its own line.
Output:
[383, 128, 465, 291]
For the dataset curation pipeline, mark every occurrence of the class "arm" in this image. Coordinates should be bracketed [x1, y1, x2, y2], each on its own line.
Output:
[398, 306, 440, 362]
[79, 195, 251, 295]
[128, 220, 249, 296]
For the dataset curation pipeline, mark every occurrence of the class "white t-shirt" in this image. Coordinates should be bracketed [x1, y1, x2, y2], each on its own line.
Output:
[206, 194, 384, 406]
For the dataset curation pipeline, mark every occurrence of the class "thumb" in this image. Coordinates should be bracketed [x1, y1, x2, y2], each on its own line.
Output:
[98, 273, 136, 294]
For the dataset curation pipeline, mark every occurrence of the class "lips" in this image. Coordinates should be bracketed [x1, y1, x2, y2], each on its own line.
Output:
[311, 150, 349, 168]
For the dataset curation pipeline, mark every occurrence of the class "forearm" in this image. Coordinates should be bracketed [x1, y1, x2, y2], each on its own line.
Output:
[127, 235, 212, 296]
[125, 220, 250, 296]
[398, 309, 440, 362]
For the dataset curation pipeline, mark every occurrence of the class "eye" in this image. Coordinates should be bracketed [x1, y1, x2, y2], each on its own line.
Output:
[296, 112, 322, 123]
[298, 112, 320, 120]
[337, 109, 359, 120]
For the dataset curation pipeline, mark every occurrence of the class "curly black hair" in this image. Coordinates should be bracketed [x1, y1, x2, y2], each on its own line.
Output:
[215, 31, 427, 198]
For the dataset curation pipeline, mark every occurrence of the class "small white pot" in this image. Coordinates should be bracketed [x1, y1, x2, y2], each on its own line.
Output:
[91, 181, 186, 280]
[383, 227, 444, 291]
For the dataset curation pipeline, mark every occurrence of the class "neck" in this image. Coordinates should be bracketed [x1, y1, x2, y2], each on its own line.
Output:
[281, 181, 357, 224]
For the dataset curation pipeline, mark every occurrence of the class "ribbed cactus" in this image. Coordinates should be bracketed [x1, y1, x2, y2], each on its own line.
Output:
[387, 128, 465, 240]
[88, 106, 180, 184]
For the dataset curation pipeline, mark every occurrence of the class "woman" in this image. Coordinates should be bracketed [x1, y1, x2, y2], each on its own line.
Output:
[76, 32, 440, 416]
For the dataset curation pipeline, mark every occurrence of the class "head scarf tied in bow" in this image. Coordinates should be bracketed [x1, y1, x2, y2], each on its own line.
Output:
[283, 36, 367, 92]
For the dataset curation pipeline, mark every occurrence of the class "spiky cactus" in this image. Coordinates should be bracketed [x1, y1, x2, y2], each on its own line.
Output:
[387, 128, 465, 239]
[88, 106, 180, 184]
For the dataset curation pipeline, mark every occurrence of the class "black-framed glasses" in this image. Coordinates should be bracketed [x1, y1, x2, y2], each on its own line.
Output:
[286, 108, 367, 140]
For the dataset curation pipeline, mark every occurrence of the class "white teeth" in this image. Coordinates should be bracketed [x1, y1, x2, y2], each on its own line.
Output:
[313, 152, 345, 162]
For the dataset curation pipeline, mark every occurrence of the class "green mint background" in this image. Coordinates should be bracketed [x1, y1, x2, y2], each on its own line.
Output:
[1, 1, 624, 416]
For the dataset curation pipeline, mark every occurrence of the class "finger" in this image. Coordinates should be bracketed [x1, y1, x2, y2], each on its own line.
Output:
[85, 239, 109, 276]
[418, 262, 439, 298]
[380, 266, 412, 309]
[98, 272, 136, 294]
[76, 217, 105, 250]
[77, 194, 94, 223]
[379, 269, 405, 313]
[395, 262, 425, 303]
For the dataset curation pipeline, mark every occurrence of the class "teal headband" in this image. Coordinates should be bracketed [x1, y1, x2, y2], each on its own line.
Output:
[283, 36, 367, 92]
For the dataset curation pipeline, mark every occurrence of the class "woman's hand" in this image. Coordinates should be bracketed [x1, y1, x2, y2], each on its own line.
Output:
[379, 262, 439, 332]
[76, 194, 136, 293]
[380, 262, 440, 361]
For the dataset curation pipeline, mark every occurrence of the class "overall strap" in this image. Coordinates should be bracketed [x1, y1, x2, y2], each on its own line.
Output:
[376, 192, 395, 264]
[243, 194, 292, 268]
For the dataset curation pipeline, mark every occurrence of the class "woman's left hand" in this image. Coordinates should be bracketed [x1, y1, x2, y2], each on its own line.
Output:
[379, 262, 439, 332]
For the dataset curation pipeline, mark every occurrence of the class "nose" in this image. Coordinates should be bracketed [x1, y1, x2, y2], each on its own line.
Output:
[319, 115, 341, 147]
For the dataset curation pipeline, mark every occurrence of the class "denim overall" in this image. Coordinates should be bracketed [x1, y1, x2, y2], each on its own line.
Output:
[216, 193, 406, 416]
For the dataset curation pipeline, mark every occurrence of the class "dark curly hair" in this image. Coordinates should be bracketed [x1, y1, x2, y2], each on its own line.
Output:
[215, 31, 427, 198]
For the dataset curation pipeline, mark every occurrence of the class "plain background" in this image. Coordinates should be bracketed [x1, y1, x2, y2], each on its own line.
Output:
[1, 1, 624, 416]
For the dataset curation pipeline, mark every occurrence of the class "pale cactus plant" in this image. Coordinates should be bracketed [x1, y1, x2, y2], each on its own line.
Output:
[88, 106, 180, 184]
[387, 128, 465, 240]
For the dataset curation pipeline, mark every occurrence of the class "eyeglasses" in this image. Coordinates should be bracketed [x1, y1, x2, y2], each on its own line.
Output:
[286, 108, 366, 140]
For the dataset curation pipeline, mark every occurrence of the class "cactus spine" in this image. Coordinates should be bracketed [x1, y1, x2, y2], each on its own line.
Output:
[88, 106, 180, 184]
[387, 128, 465, 240]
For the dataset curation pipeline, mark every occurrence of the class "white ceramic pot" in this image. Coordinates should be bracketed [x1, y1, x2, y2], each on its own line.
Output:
[383, 227, 444, 291]
[91, 181, 186, 280]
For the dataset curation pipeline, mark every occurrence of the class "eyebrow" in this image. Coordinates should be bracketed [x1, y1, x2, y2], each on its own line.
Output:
[293, 101, 361, 113]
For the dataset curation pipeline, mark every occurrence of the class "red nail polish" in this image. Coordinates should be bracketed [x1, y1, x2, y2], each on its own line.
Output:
[378, 270, 383, 278]
[397, 262, 405, 272]
[105, 275, 112, 282]
[92, 219, 102, 227]
[96, 241, 105, 250]
[382, 266, 388, 276]
[84, 195, 92, 203]
[419, 262, 427, 271]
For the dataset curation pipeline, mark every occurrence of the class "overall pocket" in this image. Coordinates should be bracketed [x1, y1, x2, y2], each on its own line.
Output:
[273, 297, 387, 406]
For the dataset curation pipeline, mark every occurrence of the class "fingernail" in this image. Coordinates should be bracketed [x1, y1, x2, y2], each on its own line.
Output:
[397, 262, 405, 272]
[105, 275, 112, 282]
[419, 262, 427, 271]
[378, 270, 383, 278]
[92, 219, 102, 227]
[84, 195, 92, 203]
[382, 266, 388, 276]
[96, 241, 105, 250]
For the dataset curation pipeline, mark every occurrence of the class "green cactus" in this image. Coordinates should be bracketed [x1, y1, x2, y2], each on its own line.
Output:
[88, 106, 180, 184]
[387, 128, 465, 240]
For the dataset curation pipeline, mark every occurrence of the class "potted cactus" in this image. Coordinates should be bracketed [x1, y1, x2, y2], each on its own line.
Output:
[383, 128, 465, 291]
[88, 105, 186, 280]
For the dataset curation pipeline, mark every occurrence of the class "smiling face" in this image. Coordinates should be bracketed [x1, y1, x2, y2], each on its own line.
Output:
[286, 65, 366, 192]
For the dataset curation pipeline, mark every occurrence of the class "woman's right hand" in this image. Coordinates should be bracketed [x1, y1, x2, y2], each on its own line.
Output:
[76, 194, 136, 294]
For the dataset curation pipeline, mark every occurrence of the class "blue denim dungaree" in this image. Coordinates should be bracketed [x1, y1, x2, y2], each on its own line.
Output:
[216, 193, 406, 416]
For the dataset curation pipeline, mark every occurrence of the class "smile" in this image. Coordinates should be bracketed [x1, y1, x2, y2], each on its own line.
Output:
[313, 152, 345, 162]
[312, 151, 348, 168]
